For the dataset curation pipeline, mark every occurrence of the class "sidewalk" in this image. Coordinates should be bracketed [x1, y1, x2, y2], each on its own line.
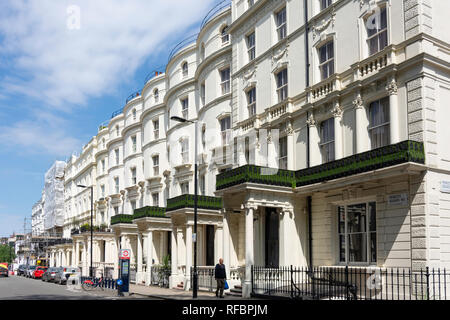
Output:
[129, 284, 247, 300]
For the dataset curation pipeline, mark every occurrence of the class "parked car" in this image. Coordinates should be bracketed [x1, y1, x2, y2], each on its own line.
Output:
[0, 263, 8, 277]
[42, 267, 61, 282]
[54, 266, 81, 285]
[26, 265, 37, 278]
[32, 266, 48, 279]
[17, 264, 27, 276]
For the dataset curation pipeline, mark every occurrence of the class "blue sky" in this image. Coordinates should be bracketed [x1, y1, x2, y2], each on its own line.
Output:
[0, 0, 223, 237]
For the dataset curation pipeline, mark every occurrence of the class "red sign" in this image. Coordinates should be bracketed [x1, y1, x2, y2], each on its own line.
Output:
[119, 249, 131, 259]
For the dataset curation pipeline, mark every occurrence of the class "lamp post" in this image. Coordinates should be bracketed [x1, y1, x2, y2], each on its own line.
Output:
[170, 116, 198, 299]
[77, 184, 93, 278]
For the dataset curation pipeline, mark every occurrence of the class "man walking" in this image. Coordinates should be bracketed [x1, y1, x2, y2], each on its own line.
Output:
[214, 258, 226, 298]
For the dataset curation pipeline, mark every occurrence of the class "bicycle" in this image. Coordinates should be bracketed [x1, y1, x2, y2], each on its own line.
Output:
[82, 274, 105, 291]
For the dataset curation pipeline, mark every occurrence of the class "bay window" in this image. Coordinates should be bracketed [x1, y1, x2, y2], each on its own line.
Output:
[220, 67, 230, 95]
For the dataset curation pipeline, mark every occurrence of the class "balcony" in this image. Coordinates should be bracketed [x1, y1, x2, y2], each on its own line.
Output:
[110, 214, 134, 225]
[166, 194, 223, 212]
[216, 140, 425, 191]
[133, 206, 167, 219]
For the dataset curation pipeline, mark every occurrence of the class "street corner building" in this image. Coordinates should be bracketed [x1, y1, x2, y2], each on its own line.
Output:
[34, 0, 450, 300]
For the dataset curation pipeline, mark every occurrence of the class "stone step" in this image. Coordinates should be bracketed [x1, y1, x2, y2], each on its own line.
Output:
[230, 288, 242, 293]
[226, 291, 242, 297]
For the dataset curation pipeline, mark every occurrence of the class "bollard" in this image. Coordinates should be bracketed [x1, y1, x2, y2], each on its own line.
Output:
[117, 279, 124, 296]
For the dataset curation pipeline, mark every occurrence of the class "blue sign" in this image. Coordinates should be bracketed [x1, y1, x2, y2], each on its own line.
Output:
[117, 279, 123, 286]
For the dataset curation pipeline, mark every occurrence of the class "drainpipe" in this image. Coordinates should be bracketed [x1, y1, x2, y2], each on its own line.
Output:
[304, 0, 313, 269]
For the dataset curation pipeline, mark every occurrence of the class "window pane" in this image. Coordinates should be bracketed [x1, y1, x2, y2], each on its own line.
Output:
[347, 203, 367, 233]
[339, 235, 346, 262]
[348, 233, 367, 263]
[370, 232, 377, 263]
[369, 202, 376, 232]
[338, 206, 345, 234]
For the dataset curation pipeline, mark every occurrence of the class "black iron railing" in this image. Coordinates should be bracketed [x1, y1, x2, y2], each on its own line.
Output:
[251, 266, 450, 300]
[126, 91, 141, 104]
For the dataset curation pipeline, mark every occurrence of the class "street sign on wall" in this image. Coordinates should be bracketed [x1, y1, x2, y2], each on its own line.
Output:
[119, 249, 131, 260]
[388, 193, 408, 206]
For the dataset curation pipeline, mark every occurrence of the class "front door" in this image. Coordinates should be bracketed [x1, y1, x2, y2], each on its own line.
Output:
[206, 225, 215, 266]
[265, 207, 279, 267]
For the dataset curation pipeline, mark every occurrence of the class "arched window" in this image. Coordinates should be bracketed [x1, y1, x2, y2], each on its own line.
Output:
[132, 108, 136, 120]
[221, 26, 229, 43]
[182, 62, 188, 77]
[154, 88, 159, 103]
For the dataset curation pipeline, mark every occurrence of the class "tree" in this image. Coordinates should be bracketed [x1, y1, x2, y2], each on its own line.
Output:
[0, 244, 16, 263]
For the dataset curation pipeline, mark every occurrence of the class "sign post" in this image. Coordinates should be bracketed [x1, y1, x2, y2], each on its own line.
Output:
[118, 249, 131, 296]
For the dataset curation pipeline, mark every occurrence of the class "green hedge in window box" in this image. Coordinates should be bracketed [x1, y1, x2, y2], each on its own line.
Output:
[110, 214, 134, 225]
[215, 165, 296, 190]
[295, 140, 425, 187]
[166, 194, 223, 212]
[133, 206, 167, 219]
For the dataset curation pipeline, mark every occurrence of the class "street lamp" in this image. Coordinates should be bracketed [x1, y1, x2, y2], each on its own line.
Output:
[170, 115, 199, 299]
[77, 184, 93, 278]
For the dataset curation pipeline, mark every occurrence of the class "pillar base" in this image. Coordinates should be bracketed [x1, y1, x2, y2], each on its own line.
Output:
[242, 280, 252, 298]
[169, 275, 180, 289]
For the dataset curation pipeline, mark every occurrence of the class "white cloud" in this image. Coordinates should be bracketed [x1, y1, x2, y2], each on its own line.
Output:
[0, 0, 217, 108]
[0, 111, 82, 157]
[0, 0, 220, 157]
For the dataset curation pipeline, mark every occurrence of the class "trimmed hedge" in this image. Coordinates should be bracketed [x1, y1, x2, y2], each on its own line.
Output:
[110, 214, 134, 225]
[166, 194, 223, 212]
[133, 206, 167, 219]
[215, 140, 425, 190]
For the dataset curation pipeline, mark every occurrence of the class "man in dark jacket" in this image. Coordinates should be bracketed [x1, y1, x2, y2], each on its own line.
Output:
[214, 258, 226, 298]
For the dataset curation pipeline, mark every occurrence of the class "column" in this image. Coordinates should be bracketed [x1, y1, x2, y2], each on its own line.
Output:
[159, 232, 165, 263]
[75, 241, 80, 266]
[137, 233, 143, 284]
[87, 240, 92, 276]
[266, 130, 277, 168]
[169, 227, 178, 288]
[353, 91, 365, 153]
[114, 236, 120, 279]
[223, 210, 231, 272]
[333, 101, 343, 160]
[387, 75, 400, 144]
[243, 204, 256, 298]
[307, 113, 321, 166]
[286, 122, 294, 170]
[177, 227, 184, 277]
[215, 225, 223, 263]
[146, 231, 153, 286]
[185, 224, 192, 291]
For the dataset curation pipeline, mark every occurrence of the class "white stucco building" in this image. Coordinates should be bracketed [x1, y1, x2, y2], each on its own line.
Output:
[45, 0, 450, 298]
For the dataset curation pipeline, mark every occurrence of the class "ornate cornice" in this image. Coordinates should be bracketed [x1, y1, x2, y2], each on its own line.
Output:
[312, 7, 336, 39]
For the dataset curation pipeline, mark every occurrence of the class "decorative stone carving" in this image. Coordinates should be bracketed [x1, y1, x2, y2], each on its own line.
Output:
[306, 113, 316, 127]
[332, 101, 343, 117]
[285, 121, 294, 136]
[386, 77, 398, 95]
[312, 7, 336, 39]
[353, 92, 364, 109]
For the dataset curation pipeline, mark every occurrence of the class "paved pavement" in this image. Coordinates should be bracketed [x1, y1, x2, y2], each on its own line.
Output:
[0, 275, 248, 300]
[129, 283, 247, 300]
[0, 275, 155, 300]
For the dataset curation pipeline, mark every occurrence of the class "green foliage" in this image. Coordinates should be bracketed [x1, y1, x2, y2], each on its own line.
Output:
[0, 245, 15, 263]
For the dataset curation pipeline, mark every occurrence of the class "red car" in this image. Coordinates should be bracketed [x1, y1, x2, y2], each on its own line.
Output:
[33, 266, 48, 279]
